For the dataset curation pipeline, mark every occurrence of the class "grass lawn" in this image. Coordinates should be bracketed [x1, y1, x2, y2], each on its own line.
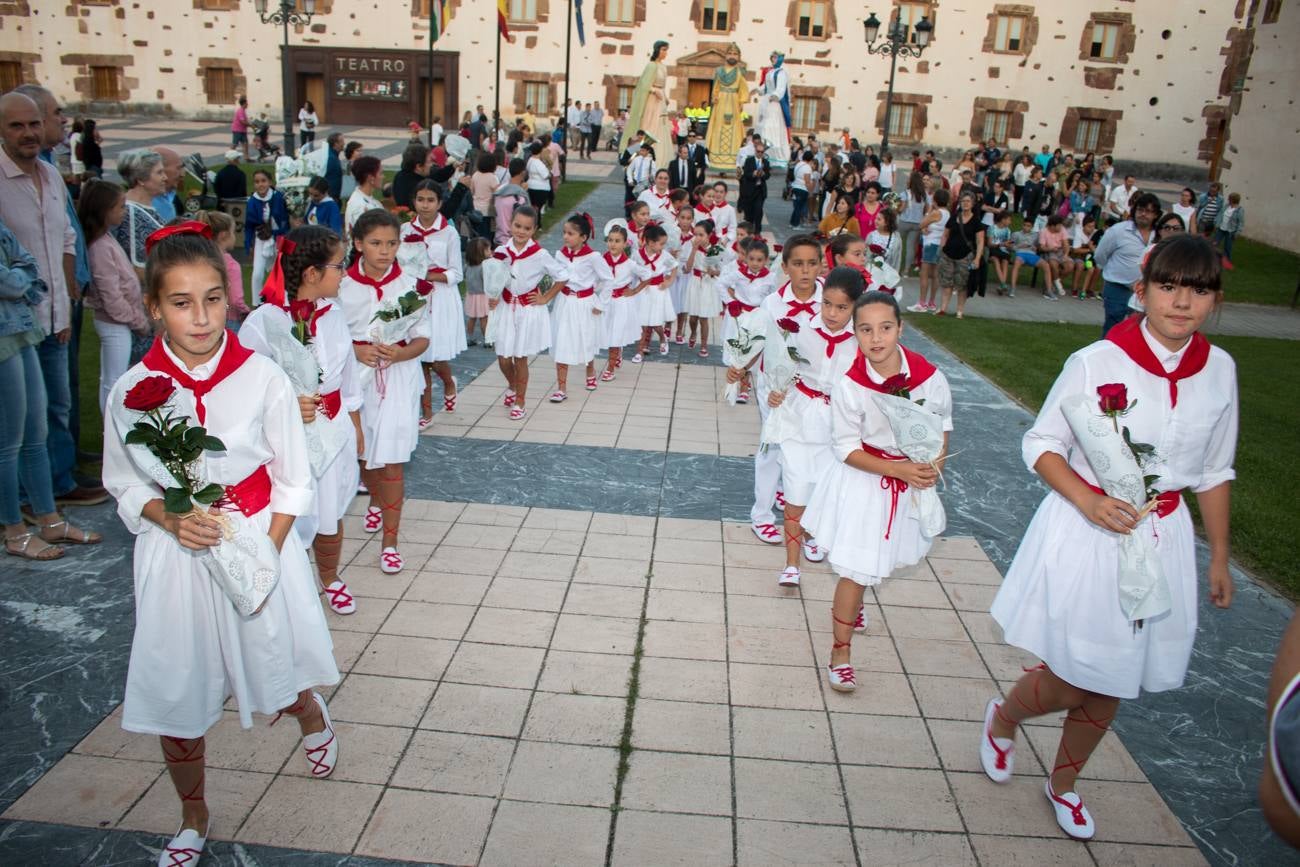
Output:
[909, 314, 1299, 597]
[540, 180, 599, 233]
[1220, 237, 1299, 306]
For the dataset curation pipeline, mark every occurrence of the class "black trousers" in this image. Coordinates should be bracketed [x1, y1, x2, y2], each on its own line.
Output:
[588, 127, 601, 153]
[741, 194, 766, 236]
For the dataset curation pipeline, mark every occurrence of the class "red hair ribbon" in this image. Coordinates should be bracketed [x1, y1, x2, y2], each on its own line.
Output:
[259, 236, 299, 308]
[577, 212, 594, 235]
[143, 221, 213, 256]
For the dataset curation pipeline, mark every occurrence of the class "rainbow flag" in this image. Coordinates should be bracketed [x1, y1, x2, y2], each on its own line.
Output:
[429, 0, 451, 41]
[497, 0, 512, 41]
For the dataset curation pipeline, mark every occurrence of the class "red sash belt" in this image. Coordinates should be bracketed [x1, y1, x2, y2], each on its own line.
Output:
[502, 288, 541, 306]
[726, 300, 756, 318]
[352, 339, 410, 347]
[692, 268, 705, 278]
[215, 465, 272, 518]
[795, 379, 830, 403]
[612, 287, 629, 298]
[1074, 470, 1182, 519]
[561, 286, 595, 298]
[648, 275, 667, 286]
[861, 442, 908, 540]
[319, 389, 342, 420]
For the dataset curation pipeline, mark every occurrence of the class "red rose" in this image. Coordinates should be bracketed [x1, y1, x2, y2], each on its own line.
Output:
[1097, 383, 1128, 414]
[869, 243, 885, 256]
[881, 373, 910, 395]
[288, 299, 315, 324]
[776, 317, 801, 333]
[415, 278, 434, 297]
[123, 375, 175, 412]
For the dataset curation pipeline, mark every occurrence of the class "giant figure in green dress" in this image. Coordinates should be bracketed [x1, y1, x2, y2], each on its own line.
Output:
[703, 43, 749, 173]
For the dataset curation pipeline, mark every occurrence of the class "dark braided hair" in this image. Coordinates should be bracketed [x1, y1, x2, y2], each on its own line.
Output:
[281, 225, 342, 302]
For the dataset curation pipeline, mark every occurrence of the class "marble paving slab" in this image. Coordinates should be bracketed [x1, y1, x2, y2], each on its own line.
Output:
[1, 499, 1207, 866]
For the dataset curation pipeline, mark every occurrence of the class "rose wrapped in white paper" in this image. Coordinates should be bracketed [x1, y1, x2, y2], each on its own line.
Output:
[722, 308, 768, 405]
[259, 325, 351, 478]
[868, 260, 902, 294]
[112, 370, 280, 617]
[759, 315, 802, 447]
[396, 235, 428, 278]
[870, 392, 948, 538]
[1059, 393, 1171, 623]
[481, 256, 511, 346]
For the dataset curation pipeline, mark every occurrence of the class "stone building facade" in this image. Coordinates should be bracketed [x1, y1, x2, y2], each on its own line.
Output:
[0, 0, 1293, 195]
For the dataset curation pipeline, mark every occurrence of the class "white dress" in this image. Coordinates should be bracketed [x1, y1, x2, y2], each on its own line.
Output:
[803, 347, 954, 586]
[772, 316, 858, 506]
[104, 337, 338, 738]
[637, 188, 675, 226]
[552, 244, 614, 365]
[240, 301, 362, 540]
[711, 202, 738, 242]
[633, 247, 677, 327]
[991, 322, 1238, 699]
[338, 263, 430, 469]
[683, 242, 723, 319]
[400, 216, 468, 363]
[668, 230, 694, 314]
[601, 253, 641, 349]
[715, 265, 777, 342]
[493, 240, 565, 358]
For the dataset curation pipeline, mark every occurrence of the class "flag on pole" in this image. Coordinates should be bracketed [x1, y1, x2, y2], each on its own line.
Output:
[575, 0, 586, 46]
[497, 0, 512, 41]
[430, 0, 451, 41]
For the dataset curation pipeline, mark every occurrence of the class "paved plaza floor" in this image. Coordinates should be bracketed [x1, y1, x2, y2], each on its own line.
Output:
[0, 124, 1293, 865]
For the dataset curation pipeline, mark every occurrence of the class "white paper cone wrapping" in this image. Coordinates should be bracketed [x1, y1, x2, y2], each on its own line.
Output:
[1060, 393, 1171, 623]
[721, 308, 768, 405]
[870, 392, 947, 538]
[261, 327, 350, 479]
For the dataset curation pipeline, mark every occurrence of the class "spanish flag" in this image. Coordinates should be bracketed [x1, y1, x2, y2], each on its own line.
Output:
[497, 0, 512, 41]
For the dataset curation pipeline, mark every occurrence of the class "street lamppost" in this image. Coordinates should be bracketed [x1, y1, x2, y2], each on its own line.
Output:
[254, 0, 316, 156]
[863, 12, 932, 153]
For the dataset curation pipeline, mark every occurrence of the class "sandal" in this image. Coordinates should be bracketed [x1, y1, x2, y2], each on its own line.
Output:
[380, 546, 404, 574]
[548, 391, 567, 403]
[585, 376, 597, 391]
[38, 518, 101, 545]
[320, 580, 356, 615]
[509, 406, 527, 420]
[698, 347, 709, 358]
[599, 369, 616, 382]
[363, 505, 383, 533]
[443, 381, 458, 413]
[5, 532, 64, 561]
[503, 390, 517, 407]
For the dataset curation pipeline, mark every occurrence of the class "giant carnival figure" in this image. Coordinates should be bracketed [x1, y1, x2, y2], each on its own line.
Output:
[620, 40, 672, 160]
[703, 43, 749, 173]
[755, 51, 792, 170]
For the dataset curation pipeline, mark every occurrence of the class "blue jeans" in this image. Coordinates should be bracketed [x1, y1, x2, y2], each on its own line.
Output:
[1214, 229, 1236, 261]
[1101, 279, 1132, 337]
[34, 335, 78, 496]
[68, 298, 84, 452]
[0, 343, 57, 524]
[790, 189, 808, 226]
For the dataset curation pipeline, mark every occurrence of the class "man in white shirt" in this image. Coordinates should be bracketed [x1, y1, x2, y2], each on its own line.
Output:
[626, 143, 656, 196]
[566, 101, 583, 151]
[428, 116, 443, 147]
[1106, 175, 1138, 223]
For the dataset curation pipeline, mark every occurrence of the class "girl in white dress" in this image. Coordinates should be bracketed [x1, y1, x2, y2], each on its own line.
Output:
[802, 290, 952, 694]
[636, 170, 675, 225]
[103, 224, 340, 867]
[717, 238, 777, 403]
[492, 205, 567, 420]
[598, 224, 640, 382]
[767, 267, 862, 588]
[626, 200, 654, 255]
[682, 219, 723, 356]
[551, 213, 613, 401]
[629, 224, 677, 362]
[402, 180, 466, 426]
[668, 207, 696, 344]
[982, 235, 1236, 841]
[710, 180, 739, 241]
[338, 210, 431, 574]
[240, 226, 364, 616]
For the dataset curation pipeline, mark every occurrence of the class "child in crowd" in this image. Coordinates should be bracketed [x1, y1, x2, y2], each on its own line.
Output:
[866, 208, 902, 276]
[304, 176, 343, 235]
[241, 225, 364, 616]
[103, 223, 339, 866]
[551, 213, 613, 401]
[711, 180, 738, 241]
[669, 207, 696, 343]
[984, 235, 1236, 841]
[682, 219, 724, 356]
[196, 210, 249, 332]
[339, 209, 431, 574]
[1069, 215, 1102, 299]
[79, 179, 149, 413]
[908, 188, 950, 313]
[718, 236, 777, 406]
[401, 180, 466, 426]
[1007, 223, 1041, 297]
[825, 232, 868, 280]
[344, 155, 384, 237]
[626, 200, 654, 254]
[492, 205, 567, 419]
[803, 289, 952, 692]
[1214, 192, 1244, 267]
[987, 211, 1014, 295]
[244, 169, 290, 302]
[599, 223, 640, 381]
[854, 182, 886, 242]
[630, 223, 677, 361]
[767, 266, 864, 587]
[1037, 214, 1074, 299]
[463, 237, 492, 346]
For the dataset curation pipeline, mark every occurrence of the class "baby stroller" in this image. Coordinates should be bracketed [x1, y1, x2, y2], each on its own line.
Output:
[181, 153, 219, 216]
[253, 117, 282, 161]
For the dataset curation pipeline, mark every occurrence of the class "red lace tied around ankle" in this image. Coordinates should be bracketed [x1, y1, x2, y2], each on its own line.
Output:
[860, 442, 908, 539]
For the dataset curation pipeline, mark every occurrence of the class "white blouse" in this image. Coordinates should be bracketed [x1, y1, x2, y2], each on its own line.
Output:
[601, 253, 636, 295]
[716, 266, 777, 308]
[789, 314, 858, 395]
[761, 279, 825, 328]
[632, 247, 677, 285]
[831, 348, 954, 463]
[557, 245, 615, 309]
[1023, 320, 1237, 494]
[401, 215, 464, 286]
[239, 301, 363, 416]
[494, 240, 566, 296]
[337, 264, 433, 344]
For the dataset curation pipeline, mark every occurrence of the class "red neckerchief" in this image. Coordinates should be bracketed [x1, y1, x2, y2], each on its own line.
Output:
[504, 241, 541, 264]
[345, 261, 402, 301]
[652, 189, 670, 203]
[560, 244, 594, 261]
[639, 248, 661, 268]
[309, 302, 331, 337]
[731, 241, 742, 255]
[1106, 316, 1210, 407]
[406, 215, 448, 239]
[813, 327, 854, 358]
[693, 203, 711, 217]
[681, 231, 694, 244]
[604, 252, 627, 270]
[142, 331, 254, 425]
[779, 284, 819, 318]
[845, 346, 937, 392]
[737, 265, 770, 282]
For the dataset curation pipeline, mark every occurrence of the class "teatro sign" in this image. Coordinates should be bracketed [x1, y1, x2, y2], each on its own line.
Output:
[334, 55, 408, 74]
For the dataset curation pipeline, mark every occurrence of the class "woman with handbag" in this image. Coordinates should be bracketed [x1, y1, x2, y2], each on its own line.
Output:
[934, 189, 985, 319]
